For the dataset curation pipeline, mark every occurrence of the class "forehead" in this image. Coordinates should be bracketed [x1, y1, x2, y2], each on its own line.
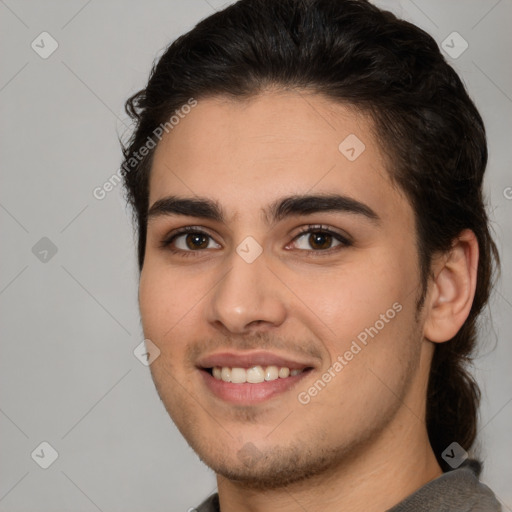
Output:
[149, 91, 409, 226]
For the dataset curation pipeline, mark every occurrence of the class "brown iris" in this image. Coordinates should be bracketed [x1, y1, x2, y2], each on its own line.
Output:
[308, 231, 333, 250]
[186, 233, 209, 250]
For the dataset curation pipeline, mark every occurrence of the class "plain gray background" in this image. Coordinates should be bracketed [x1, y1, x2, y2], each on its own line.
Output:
[1, 0, 511, 511]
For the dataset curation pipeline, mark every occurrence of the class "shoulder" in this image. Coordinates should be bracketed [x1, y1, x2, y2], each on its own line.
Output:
[388, 459, 502, 512]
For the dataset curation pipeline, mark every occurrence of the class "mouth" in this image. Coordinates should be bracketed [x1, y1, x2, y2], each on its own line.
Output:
[203, 364, 311, 382]
[196, 351, 316, 405]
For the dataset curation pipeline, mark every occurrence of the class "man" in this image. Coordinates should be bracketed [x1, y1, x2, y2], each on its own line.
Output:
[120, 0, 502, 510]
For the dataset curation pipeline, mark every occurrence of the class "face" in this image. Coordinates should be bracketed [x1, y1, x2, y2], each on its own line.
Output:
[139, 91, 431, 488]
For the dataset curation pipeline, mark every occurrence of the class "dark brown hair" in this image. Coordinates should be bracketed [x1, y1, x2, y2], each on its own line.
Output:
[120, 0, 500, 471]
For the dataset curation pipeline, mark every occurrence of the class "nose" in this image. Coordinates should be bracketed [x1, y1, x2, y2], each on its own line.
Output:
[205, 247, 287, 335]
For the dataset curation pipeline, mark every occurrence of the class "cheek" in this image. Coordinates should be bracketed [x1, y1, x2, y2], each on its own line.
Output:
[291, 255, 410, 344]
[289, 250, 420, 407]
[138, 265, 195, 346]
[293, 298, 420, 433]
[138, 267, 203, 397]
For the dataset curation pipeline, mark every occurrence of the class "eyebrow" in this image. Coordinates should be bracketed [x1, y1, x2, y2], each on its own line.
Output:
[147, 193, 380, 226]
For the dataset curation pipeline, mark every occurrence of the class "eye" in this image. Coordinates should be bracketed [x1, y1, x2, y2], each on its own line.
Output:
[160, 227, 221, 255]
[288, 225, 352, 253]
[160, 224, 352, 257]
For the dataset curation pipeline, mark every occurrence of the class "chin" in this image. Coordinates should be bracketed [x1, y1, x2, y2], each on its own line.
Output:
[195, 439, 351, 490]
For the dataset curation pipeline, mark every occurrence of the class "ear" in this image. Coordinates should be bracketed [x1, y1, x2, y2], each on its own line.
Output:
[423, 229, 479, 343]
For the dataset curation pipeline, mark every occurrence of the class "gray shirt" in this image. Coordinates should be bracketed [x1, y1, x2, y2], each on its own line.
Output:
[195, 460, 502, 511]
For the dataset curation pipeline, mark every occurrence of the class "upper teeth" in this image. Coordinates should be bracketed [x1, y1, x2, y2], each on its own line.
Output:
[212, 365, 304, 383]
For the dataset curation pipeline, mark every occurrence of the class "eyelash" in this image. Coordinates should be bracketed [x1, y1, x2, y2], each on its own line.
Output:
[160, 224, 352, 258]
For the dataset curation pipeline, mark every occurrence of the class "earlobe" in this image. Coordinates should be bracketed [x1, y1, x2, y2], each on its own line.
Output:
[423, 229, 479, 343]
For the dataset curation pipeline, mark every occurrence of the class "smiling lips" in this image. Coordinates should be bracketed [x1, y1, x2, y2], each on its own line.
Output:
[197, 350, 315, 404]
